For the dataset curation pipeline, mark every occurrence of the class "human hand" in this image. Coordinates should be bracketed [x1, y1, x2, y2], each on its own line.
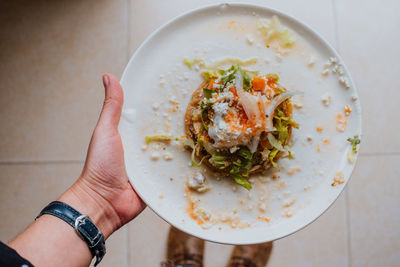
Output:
[59, 74, 145, 238]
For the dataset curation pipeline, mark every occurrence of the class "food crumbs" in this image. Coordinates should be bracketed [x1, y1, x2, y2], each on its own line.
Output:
[283, 209, 293, 218]
[283, 197, 296, 208]
[344, 105, 352, 116]
[316, 126, 323, 133]
[278, 180, 286, 189]
[322, 138, 330, 144]
[150, 152, 160, 161]
[331, 172, 344, 186]
[336, 113, 348, 132]
[316, 144, 321, 152]
[348, 151, 356, 164]
[257, 216, 271, 222]
[304, 184, 312, 191]
[159, 194, 164, 199]
[287, 167, 302, 176]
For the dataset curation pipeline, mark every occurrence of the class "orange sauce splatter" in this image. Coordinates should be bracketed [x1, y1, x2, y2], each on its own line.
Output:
[257, 216, 271, 222]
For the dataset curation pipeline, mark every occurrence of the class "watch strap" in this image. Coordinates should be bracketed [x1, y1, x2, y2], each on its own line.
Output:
[36, 201, 106, 266]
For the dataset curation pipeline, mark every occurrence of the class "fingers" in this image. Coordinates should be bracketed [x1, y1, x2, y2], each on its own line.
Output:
[97, 74, 124, 130]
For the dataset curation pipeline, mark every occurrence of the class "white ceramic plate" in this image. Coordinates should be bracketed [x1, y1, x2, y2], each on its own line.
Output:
[120, 3, 361, 244]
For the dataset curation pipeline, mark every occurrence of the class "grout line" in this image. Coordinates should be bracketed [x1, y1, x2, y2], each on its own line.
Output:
[332, 1, 351, 266]
[0, 159, 84, 165]
[344, 188, 353, 267]
[126, 0, 131, 63]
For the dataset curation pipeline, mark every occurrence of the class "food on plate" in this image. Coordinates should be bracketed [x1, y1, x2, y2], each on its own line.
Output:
[347, 135, 360, 164]
[184, 64, 298, 190]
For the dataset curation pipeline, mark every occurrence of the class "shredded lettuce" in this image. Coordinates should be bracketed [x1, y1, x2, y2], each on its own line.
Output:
[269, 148, 279, 167]
[258, 16, 296, 48]
[183, 57, 205, 69]
[218, 64, 257, 91]
[198, 140, 217, 154]
[232, 175, 252, 190]
[237, 146, 253, 160]
[347, 135, 360, 153]
[206, 58, 258, 70]
[208, 153, 228, 169]
[145, 135, 174, 144]
[201, 69, 226, 81]
[202, 88, 214, 99]
[191, 144, 209, 167]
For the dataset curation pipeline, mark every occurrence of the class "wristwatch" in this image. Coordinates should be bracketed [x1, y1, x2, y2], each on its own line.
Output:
[36, 201, 106, 266]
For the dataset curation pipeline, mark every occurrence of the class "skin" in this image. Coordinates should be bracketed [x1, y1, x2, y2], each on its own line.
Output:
[9, 74, 145, 266]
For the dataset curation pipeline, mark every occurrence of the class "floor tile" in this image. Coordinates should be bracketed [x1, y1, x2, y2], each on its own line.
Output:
[129, 0, 336, 55]
[0, 0, 128, 161]
[347, 154, 400, 267]
[335, 0, 400, 154]
[127, 193, 348, 267]
[0, 162, 128, 267]
[267, 192, 348, 267]
[128, 208, 170, 267]
[0, 163, 81, 242]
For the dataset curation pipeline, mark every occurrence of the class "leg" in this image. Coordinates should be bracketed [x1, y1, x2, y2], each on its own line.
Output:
[226, 242, 273, 267]
[164, 227, 205, 267]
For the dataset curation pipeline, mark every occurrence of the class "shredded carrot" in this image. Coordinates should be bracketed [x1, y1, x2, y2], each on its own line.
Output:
[252, 77, 266, 91]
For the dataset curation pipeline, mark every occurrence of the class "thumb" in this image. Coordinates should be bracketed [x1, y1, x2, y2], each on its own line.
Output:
[97, 74, 124, 130]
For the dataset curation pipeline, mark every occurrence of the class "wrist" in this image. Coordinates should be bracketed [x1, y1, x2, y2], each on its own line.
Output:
[58, 179, 121, 239]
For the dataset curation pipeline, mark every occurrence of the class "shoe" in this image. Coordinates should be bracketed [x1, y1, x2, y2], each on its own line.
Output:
[226, 242, 273, 267]
[165, 227, 205, 267]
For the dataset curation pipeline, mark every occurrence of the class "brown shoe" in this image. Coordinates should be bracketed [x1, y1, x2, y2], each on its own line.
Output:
[165, 227, 205, 267]
[226, 242, 273, 267]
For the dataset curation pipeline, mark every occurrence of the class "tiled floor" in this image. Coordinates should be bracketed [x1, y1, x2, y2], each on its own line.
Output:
[0, 0, 399, 266]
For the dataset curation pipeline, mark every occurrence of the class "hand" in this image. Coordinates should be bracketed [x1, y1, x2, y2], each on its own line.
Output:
[59, 74, 145, 238]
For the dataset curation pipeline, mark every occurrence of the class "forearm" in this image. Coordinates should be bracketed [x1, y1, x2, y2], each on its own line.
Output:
[8, 180, 120, 267]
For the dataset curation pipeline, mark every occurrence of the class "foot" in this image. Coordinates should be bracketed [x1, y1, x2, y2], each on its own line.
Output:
[165, 227, 205, 267]
[226, 242, 273, 267]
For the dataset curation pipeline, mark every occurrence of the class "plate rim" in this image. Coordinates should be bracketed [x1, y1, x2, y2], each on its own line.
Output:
[120, 2, 362, 245]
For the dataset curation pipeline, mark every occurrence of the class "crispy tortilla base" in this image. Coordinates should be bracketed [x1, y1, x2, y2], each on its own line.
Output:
[184, 82, 293, 175]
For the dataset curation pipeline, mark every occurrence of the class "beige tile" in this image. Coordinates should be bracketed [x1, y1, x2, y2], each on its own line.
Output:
[267, 192, 349, 267]
[0, 163, 128, 266]
[0, 163, 81, 241]
[0, 0, 128, 161]
[127, 208, 170, 266]
[348, 155, 400, 267]
[127, 194, 348, 267]
[101, 225, 128, 267]
[335, 0, 400, 154]
[129, 0, 336, 55]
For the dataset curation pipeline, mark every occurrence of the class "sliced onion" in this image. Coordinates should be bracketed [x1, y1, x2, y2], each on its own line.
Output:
[264, 91, 299, 131]
[267, 133, 285, 151]
[247, 135, 260, 153]
[235, 71, 263, 123]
